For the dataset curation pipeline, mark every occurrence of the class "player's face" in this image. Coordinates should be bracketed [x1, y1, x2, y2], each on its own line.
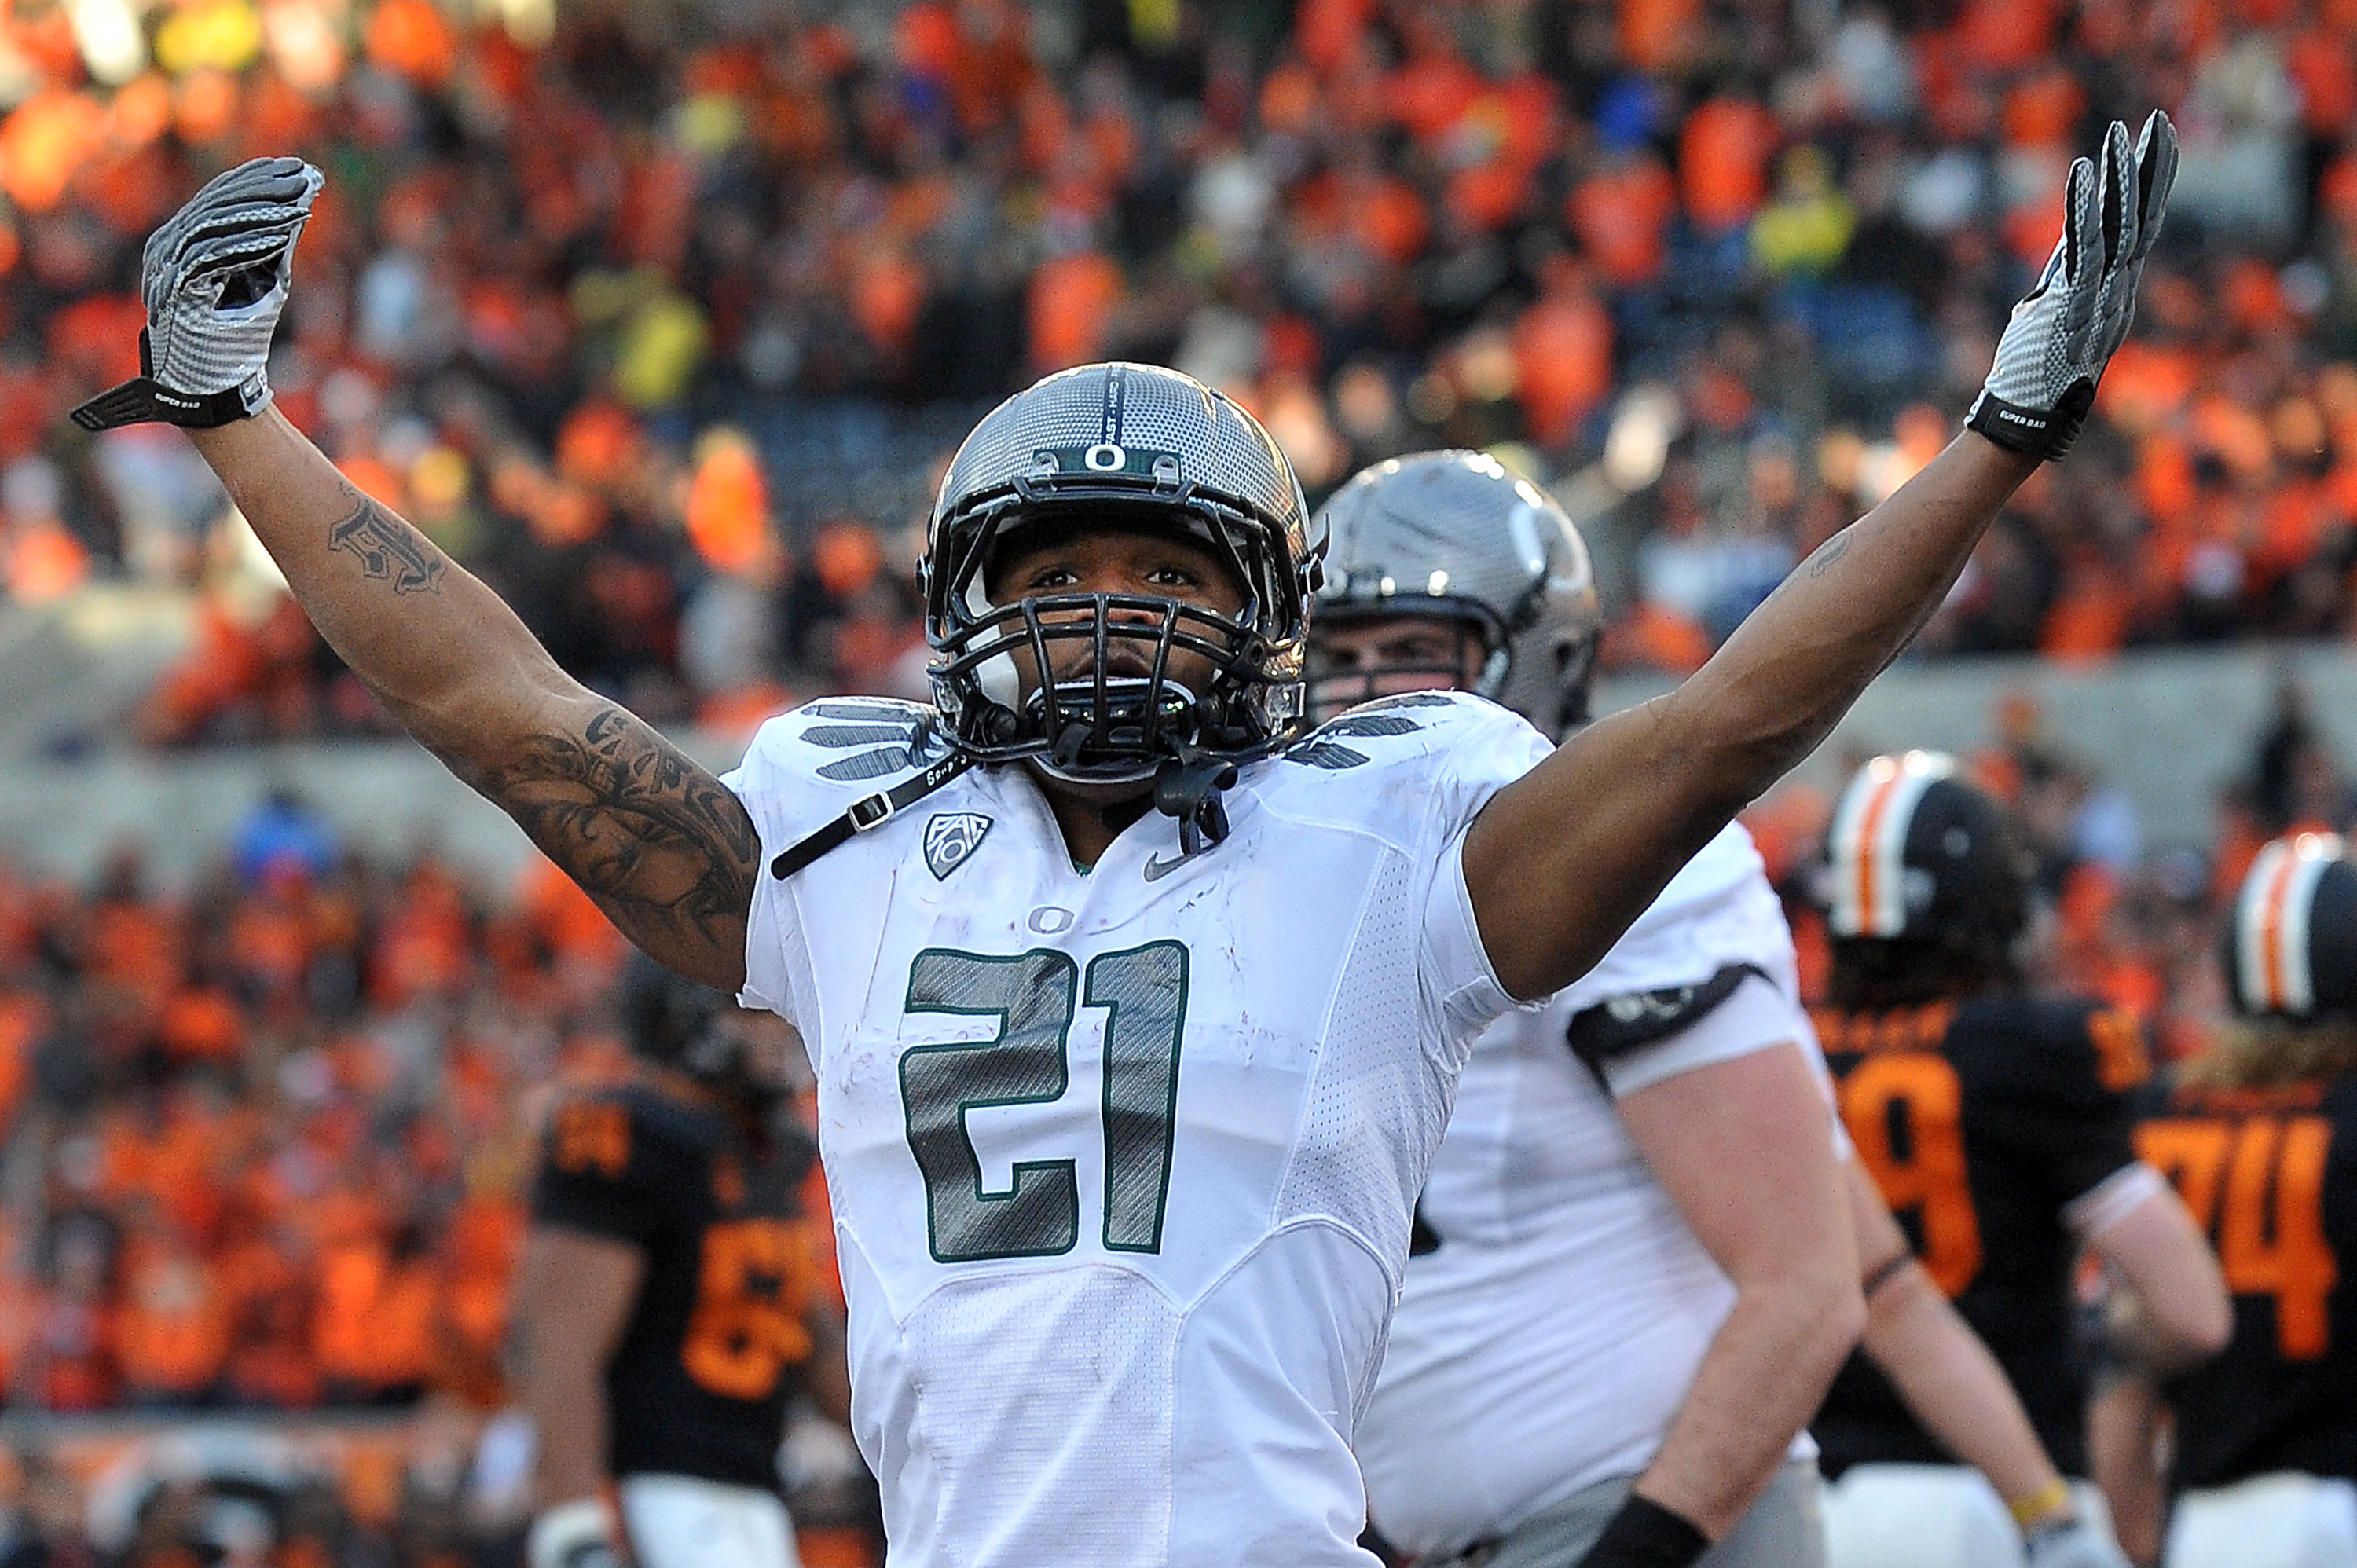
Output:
[985, 523, 1248, 701]
[1310, 614, 1482, 720]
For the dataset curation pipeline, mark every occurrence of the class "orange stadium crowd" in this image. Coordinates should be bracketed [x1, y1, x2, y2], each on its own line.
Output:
[0, 806, 852, 1563]
[0, 0, 2351, 747]
[0, 820, 693, 1418]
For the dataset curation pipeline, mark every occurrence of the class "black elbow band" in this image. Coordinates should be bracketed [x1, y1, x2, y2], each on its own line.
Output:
[1861, 1250, 1916, 1302]
[1576, 1495, 1710, 1568]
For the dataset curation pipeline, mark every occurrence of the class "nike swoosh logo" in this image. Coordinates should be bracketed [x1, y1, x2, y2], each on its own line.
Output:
[1142, 851, 1195, 882]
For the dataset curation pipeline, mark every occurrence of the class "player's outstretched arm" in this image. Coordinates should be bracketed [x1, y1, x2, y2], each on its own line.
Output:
[189, 412, 759, 988]
[71, 156, 759, 990]
[1464, 112, 2175, 1002]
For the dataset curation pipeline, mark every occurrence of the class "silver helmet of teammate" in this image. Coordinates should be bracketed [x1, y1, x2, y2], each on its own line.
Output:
[922, 362, 1323, 786]
[1310, 450, 1600, 737]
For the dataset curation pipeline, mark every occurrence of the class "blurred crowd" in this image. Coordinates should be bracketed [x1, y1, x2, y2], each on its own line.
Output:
[0, 789, 636, 1422]
[0, 782, 866, 1563]
[0, 0, 2350, 744]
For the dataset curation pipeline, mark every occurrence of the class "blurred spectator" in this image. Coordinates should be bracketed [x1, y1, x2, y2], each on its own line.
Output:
[2252, 676, 2357, 834]
[230, 791, 339, 889]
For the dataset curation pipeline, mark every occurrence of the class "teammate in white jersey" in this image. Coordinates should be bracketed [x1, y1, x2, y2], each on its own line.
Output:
[80, 115, 2175, 1568]
[1316, 454, 2138, 1568]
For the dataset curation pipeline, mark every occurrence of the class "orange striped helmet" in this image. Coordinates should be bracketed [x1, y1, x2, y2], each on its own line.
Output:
[1823, 751, 2033, 954]
[2227, 833, 2357, 1019]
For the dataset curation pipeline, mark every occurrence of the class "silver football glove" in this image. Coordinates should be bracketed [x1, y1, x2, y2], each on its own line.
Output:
[72, 156, 324, 432]
[1967, 111, 2177, 461]
[2024, 1515, 2135, 1568]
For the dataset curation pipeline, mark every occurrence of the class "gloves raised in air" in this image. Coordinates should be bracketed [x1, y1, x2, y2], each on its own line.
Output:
[1967, 111, 2178, 462]
[71, 156, 324, 432]
[2023, 1513, 2135, 1568]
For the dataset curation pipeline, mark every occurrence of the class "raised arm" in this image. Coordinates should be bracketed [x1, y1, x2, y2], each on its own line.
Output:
[69, 157, 757, 990]
[189, 413, 757, 988]
[1464, 113, 2176, 1000]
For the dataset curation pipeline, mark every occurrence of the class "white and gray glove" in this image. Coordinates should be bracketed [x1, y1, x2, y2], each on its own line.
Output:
[2024, 1514, 2135, 1568]
[71, 155, 324, 432]
[1967, 110, 2178, 462]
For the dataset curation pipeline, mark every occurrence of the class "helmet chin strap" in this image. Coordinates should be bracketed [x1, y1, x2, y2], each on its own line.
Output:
[1153, 747, 1240, 855]
[1051, 717, 1095, 770]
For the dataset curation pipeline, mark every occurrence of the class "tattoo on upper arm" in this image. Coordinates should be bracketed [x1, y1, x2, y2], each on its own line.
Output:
[328, 489, 448, 595]
[459, 705, 760, 985]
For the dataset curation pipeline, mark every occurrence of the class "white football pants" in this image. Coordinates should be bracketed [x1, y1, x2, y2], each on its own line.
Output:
[618, 1474, 803, 1568]
[1822, 1464, 2115, 1568]
[2166, 1474, 2357, 1568]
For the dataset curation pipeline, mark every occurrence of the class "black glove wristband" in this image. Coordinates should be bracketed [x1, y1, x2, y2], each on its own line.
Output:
[69, 330, 269, 432]
[1965, 379, 2098, 462]
[1574, 1495, 1710, 1568]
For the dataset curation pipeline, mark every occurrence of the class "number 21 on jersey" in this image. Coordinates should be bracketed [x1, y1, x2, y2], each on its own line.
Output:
[900, 943, 1189, 1264]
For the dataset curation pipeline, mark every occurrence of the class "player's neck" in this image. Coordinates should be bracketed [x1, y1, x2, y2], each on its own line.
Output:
[1030, 769, 1156, 871]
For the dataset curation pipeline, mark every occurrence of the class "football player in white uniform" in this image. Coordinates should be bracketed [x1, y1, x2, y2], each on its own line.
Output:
[73, 114, 2175, 1568]
[1318, 453, 2135, 1568]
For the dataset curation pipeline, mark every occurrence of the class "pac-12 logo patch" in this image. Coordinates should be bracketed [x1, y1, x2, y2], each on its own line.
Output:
[923, 812, 993, 881]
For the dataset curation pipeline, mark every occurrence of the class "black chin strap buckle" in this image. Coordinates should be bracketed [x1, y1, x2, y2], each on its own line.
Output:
[1154, 754, 1238, 855]
[1050, 719, 1092, 768]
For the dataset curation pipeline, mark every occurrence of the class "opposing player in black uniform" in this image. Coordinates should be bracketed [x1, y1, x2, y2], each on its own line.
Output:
[2095, 833, 2357, 1568]
[515, 957, 851, 1568]
[1808, 753, 2228, 1566]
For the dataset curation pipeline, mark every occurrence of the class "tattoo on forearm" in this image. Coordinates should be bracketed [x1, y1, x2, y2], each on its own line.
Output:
[1804, 529, 1853, 577]
[458, 705, 758, 976]
[328, 491, 447, 595]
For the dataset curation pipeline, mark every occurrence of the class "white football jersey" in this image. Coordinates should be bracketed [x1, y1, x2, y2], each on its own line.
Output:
[1355, 824, 1826, 1560]
[723, 692, 1549, 1568]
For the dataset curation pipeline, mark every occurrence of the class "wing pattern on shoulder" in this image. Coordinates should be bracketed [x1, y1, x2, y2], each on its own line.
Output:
[791, 701, 951, 784]
[1281, 692, 1457, 771]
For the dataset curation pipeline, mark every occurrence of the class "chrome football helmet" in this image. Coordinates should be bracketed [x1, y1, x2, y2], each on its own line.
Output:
[922, 362, 1322, 788]
[1310, 450, 1600, 737]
